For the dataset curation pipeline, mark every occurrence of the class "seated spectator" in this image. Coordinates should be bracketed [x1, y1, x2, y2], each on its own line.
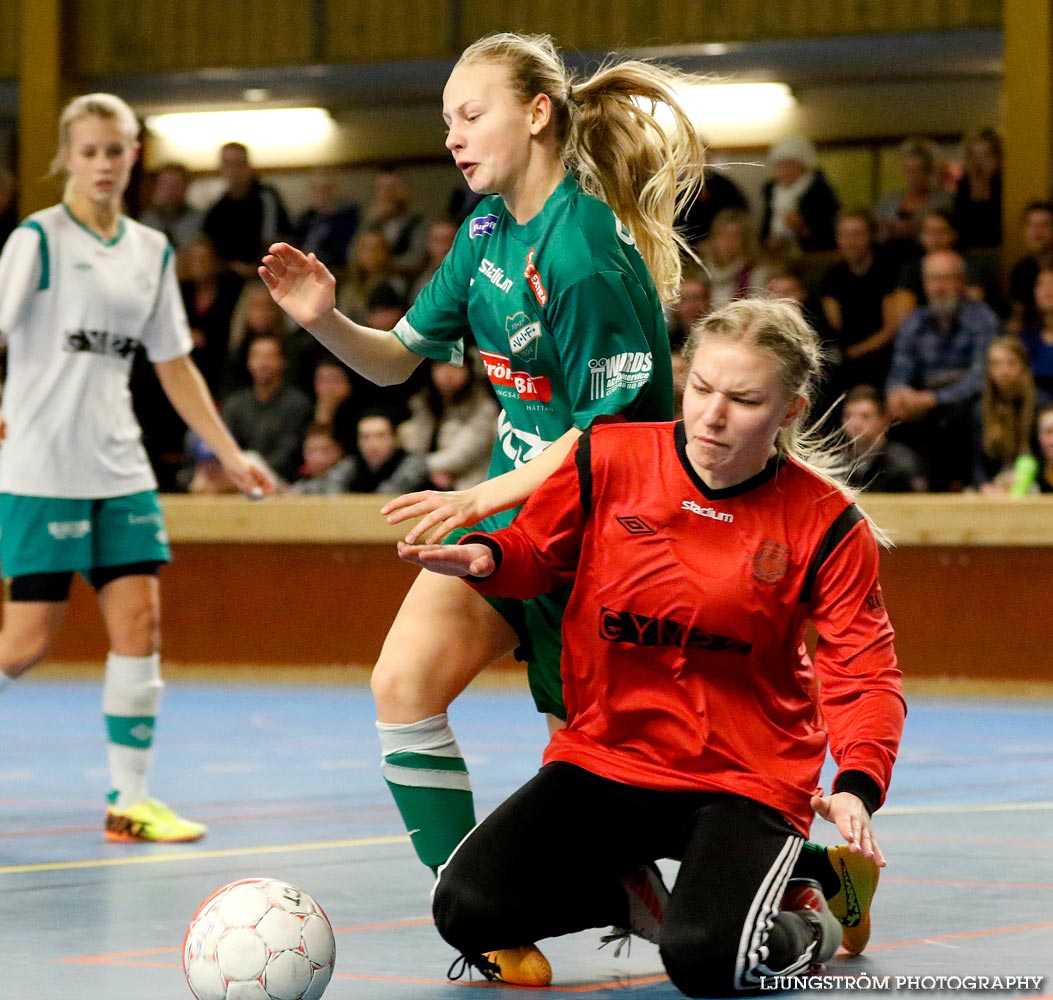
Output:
[221, 332, 313, 483]
[227, 281, 295, 393]
[409, 216, 459, 303]
[139, 162, 203, 257]
[951, 128, 1003, 251]
[294, 168, 360, 278]
[699, 208, 769, 308]
[888, 209, 987, 327]
[203, 141, 293, 278]
[361, 167, 428, 278]
[310, 356, 360, 453]
[0, 167, 18, 250]
[182, 433, 239, 495]
[180, 237, 244, 395]
[674, 164, 749, 249]
[1035, 403, 1053, 493]
[760, 134, 839, 253]
[1007, 201, 1053, 333]
[1020, 265, 1053, 403]
[819, 209, 900, 393]
[289, 423, 357, 495]
[400, 354, 499, 490]
[348, 411, 430, 494]
[667, 272, 711, 351]
[874, 137, 953, 265]
[337, 226, 407, 323]
[974, 335, 1037, 492]
[766, 268, 841, 422]
[842, 385, 927, 493]
[885, 250, 999, 491]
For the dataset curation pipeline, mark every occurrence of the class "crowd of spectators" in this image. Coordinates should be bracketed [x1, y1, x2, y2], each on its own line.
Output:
[1, 128, 1051, 497]
[670, 131, 1053, 495]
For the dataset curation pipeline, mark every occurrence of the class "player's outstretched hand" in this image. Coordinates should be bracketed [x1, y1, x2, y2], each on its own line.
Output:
[397, 541, 495, 578]
[382, 488, 487, 545]
[258, 243, 336, 329]
[810, 791, 886, 868]
[223, 452, 278, 499]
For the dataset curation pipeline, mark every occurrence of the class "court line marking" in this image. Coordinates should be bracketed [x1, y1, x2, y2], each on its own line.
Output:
[882, 800, 1053, 815]
[865, 920, 1053, 951]
[0, 833, 410, 875]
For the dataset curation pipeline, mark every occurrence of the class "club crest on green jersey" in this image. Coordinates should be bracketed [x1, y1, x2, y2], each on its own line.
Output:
[506, 311, 542, 362]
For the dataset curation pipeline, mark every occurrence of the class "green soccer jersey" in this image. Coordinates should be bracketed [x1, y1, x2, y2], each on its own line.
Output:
[394, 172, 673, 529]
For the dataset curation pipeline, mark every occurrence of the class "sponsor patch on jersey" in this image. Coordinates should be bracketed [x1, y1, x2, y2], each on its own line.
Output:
[681, 500, 734, 524]
[752, 540, 790, 583]
[64, 329, 141, 360]
[524, 248, 548, 305]
[506, 311, 542, 360]
[599, 606, 752, 655]
[469, 213, 499, 239]
[479, 257, 513, 293]
[588, 351, 653, 400]
[617, 515, 655, 535]
[480, 349, 552, 402]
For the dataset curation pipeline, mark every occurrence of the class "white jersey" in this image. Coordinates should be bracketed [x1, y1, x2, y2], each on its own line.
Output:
[0, 204, 192, 498]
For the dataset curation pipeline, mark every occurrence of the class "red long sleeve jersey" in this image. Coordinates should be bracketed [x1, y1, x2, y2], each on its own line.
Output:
[468, 421, 905, 835]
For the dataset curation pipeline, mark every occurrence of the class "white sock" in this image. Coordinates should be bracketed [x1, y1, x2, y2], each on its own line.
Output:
[0, 670, 11, 696]
[102, 652, 164, 810]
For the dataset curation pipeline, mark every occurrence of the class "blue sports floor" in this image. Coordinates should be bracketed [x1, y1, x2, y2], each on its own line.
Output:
[2, 673, 1051, 999]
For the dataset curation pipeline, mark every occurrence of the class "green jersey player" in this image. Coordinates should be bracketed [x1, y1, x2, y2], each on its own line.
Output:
[259, 31, 708, 985]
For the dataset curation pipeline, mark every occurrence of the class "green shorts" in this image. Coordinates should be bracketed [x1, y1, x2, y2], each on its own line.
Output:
[0, 491, 171, 580]
[447, 524, 567, 720]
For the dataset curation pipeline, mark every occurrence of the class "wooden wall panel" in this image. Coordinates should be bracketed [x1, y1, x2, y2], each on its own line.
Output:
[323, 1, 449, 62]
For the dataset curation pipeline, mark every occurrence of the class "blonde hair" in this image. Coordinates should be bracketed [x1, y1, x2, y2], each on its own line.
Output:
[50, 93, 139, 176]
[683, 298, 889, 545]
[457, 33, 705, 303]
[981, 335, 1036, 467]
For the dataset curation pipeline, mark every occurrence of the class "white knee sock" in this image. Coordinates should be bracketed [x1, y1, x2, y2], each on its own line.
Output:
[0, 670, 11, 696]
[102, 652, 163, 810]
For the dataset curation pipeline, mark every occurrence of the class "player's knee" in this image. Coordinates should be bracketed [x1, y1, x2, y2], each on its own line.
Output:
[432, 868, 498, 951]
[660, 922, 736, 998]
[0, 634, 51, 677]
[370, 658, 440, 720]
[108, 600, 160, 655]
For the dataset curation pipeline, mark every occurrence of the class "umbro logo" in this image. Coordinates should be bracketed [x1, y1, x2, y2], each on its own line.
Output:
[617, 515, 655, 535]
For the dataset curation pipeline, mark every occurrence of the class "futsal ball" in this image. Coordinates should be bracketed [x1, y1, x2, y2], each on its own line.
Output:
[183, 877, 336, 1000]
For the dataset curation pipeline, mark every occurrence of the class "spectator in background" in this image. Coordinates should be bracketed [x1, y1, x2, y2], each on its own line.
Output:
[139, 162, 203, 256]
[289, 423, 356, 495]
[400, 354, 499, 490]
[311, 356, 359, 453]
[361, 167, 428, 278]
[974, 335, 1036, 492]
[874, 137, 952, 265]
[226, 281, 293, 394]
[760, 134, 839, 253]
[842, 385, 927, 493]
[221, 331, 313, 483]
[952, 128, 1003, 251]
[347, 410, 429, 494]
[766, 268, 841, 422]
[409, 217, 459, 303]
[447, 180, 484, 224]
[820, 209, 900, 393]
[885, 250, 999, 491]
[179, 237, 243, 395]
[1035, 403, 1053, 493]
[1007, 201, 1053, 333]
[890, 209, 986, 313]
[699, 208, 769, 309]
[337, 226, 407, 323]
[294, 168, 360, 279]
[1020, 265, 1053, 403]
[674, 164, 749, 249]
[667, 272, 711, 350]
[0, 167, 17, 250]
[203, 142, 292, 279]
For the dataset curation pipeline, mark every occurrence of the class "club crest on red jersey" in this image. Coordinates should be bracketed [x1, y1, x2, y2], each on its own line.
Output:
[752, 541, 790, 583]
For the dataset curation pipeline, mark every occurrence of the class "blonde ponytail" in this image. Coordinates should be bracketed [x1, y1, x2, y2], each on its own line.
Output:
[456, 33, 705, 303]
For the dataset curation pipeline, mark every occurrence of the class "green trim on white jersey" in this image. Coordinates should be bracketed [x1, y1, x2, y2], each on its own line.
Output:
[15, 221, 49, 290]
[61, 202, 127, 247]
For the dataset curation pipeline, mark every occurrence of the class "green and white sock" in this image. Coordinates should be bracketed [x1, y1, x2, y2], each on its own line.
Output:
[377, 713, 476, 873]
[102, 652, 163, 811]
